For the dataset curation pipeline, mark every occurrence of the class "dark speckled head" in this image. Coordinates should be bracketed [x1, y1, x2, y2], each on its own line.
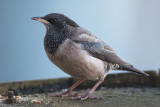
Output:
[42, 13, 79, 28]
[32, 13, 79, 55]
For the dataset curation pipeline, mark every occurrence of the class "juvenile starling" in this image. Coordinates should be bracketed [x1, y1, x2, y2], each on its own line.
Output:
[31, 13, 149, 100]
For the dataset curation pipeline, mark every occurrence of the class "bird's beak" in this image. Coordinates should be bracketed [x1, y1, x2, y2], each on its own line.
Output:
[31, 17, 49, 24]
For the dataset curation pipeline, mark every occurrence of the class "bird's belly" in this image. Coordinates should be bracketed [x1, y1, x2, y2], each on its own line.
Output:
[46, 39, 106, 80]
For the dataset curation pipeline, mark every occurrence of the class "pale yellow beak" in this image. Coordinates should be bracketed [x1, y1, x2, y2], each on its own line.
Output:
[31, 17, 49, 24]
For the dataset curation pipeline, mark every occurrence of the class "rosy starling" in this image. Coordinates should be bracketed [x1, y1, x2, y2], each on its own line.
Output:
[31, 13, 149, 100]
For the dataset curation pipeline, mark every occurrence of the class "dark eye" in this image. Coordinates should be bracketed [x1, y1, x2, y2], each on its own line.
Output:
[52, 19, 57, 23]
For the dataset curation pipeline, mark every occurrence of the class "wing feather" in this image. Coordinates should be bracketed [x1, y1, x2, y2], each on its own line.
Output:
[71, 30, 149, 76]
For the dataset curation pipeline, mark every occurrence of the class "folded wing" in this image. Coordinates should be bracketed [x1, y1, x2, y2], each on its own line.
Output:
[72, 38, 148, 76]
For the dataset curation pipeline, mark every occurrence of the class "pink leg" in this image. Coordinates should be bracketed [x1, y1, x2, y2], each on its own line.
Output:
[50, 79, 85, 97]
[70, 78, 104, 100]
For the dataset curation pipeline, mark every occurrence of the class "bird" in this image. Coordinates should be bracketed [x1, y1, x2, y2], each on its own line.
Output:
[31, 13, 149, 100]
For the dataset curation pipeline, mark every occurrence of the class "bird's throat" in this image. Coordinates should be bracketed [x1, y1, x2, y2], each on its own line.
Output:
[44, 31, 66, 55]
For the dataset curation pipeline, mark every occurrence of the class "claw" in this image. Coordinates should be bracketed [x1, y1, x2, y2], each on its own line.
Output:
[50, 79, 84, 98]
[50, 92, 79, 97]
[69, 94, 101, 100]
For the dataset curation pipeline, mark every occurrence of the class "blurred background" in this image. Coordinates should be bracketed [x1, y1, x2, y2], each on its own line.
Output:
[0, 0, 160, 83]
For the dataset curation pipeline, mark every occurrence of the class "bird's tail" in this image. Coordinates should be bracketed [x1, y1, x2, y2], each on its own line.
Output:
[120, 65, 149, 76]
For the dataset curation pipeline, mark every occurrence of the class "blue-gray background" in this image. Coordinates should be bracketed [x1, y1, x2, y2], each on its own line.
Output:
[0, 0, 160, 83]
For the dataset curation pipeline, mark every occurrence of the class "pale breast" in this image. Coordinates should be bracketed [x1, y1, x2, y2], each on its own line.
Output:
[46, 39, 107, 80]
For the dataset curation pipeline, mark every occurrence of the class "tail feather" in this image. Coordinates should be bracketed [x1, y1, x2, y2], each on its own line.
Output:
[120, 65, 149, 76]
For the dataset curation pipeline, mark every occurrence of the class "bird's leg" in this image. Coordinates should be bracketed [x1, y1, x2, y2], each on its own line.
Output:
[70, 78, 104, 100]
[50, 79, 85, 97]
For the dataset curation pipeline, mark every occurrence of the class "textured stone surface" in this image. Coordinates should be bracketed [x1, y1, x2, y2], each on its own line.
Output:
[0, 88, 160, 107]
[0, 71, 158, 95]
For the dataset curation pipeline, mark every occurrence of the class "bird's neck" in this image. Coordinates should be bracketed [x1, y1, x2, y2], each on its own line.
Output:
[44, 24, 76, 55]
[44, 26, 70, 55]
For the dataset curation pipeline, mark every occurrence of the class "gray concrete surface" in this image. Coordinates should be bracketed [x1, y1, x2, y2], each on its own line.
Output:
[0, 87, 160, 107]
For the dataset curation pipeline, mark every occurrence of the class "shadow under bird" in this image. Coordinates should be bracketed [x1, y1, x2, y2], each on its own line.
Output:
[31, 13, 149, 100]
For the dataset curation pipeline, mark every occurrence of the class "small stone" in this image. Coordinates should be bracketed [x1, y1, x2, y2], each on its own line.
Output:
[4, 91, 16, 104]
[5, 98, 16, 104]
[1, 99, 6, 102]
[0, 95, 6, 99]
[31, 100, 41, 104]
[15, 96, 22, 101]
[8, 91, 14, 98]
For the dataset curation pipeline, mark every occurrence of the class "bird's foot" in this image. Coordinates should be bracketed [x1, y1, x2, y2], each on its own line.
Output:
[50, 91, 78, 97]
[69, 93, 101, 100]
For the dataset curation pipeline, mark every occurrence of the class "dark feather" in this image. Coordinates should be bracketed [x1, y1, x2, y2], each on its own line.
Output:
[74, 40, 149, 76]
[74, 41, 128, 65]
[119, 65, 149, 76]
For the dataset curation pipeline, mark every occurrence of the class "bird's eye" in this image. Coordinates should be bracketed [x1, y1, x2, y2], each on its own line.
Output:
[52, 20, 57, 23]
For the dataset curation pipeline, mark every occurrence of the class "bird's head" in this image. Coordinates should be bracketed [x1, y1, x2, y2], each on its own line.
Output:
[31, 13, 79, 30]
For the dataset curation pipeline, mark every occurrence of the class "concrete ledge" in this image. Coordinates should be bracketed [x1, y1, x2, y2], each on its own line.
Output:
[0, 70, 159, 95]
